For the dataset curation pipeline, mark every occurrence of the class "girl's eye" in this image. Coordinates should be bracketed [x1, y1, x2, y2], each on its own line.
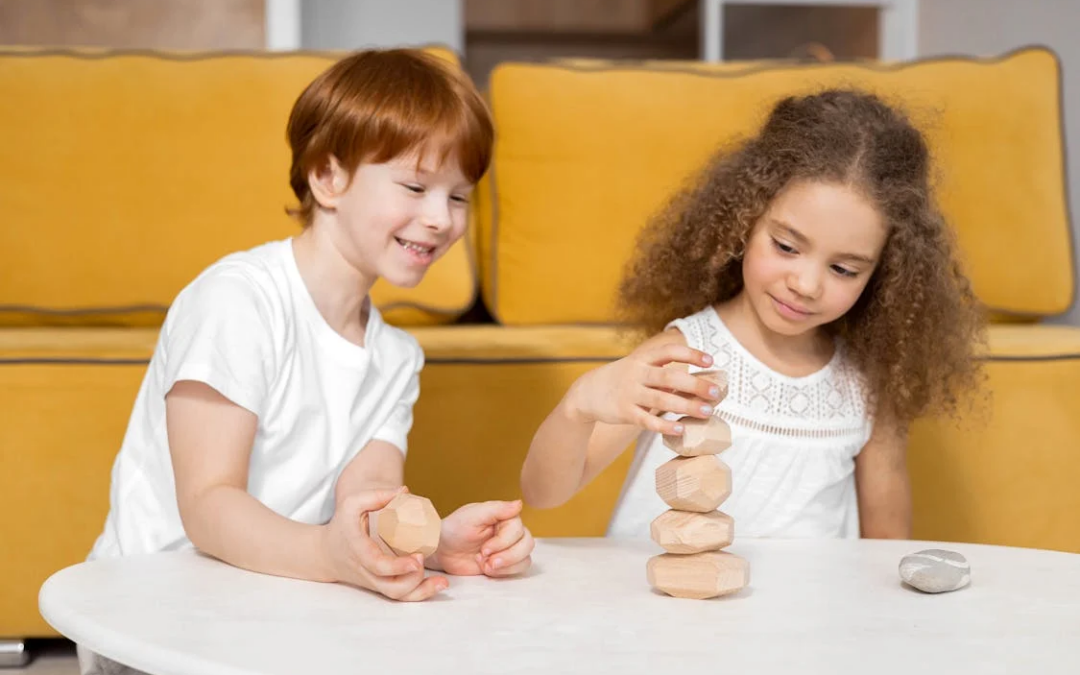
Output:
[772, 238, 797, 255]
[451, 195, 470, 204]
[404, 184, 425, 194]
[831, 265, 858, 278]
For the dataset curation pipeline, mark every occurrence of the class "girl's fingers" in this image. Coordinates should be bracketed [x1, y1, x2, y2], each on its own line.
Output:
[646, 343, 713, 369]
[635, 408, 686, 436]
[641, 387, 714, 420]
[645, 367, 724, 401]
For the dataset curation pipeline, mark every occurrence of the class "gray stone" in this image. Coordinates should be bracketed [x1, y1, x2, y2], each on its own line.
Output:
[899, 549, 971, 593]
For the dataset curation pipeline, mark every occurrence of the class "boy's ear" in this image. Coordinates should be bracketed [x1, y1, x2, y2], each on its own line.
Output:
[308, 155, 349, 210]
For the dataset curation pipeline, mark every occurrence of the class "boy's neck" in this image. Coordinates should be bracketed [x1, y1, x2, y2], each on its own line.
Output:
[717, 292, 834, 377]
[291, 224, 373, 348]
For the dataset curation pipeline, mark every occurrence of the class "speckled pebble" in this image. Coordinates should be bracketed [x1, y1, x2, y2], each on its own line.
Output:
[899, 549, 971, 593]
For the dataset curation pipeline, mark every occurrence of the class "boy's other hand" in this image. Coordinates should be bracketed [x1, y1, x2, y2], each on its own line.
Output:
[437, 500, 534, 577]
[322, 486, 449, 601]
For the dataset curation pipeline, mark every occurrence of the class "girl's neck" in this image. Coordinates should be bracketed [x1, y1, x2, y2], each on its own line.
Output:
[291, 223, 373, 348]
[716, 292, 834, 377]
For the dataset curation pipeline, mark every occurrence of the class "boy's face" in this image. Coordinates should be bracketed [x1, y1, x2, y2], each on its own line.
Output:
[741, 179, 887, 338]
[322, 148, 474, 289]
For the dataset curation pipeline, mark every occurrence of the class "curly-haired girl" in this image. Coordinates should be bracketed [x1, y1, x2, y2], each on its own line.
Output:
[521, 89, 986, 539]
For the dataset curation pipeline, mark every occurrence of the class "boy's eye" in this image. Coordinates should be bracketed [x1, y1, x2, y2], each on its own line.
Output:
[831, 265, 858, 278]
[772, 238, 797, 254]
[404, 184, 425, 194]
[451, 194, 470, 204]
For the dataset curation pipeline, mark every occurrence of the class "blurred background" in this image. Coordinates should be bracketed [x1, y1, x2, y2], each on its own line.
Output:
[1, 0, 1077, 325]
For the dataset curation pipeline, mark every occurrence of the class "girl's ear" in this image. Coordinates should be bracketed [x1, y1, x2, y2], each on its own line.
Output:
[308, 155, 349, 210]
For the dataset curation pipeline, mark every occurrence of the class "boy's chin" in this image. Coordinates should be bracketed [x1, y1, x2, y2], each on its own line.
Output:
[380, 273, 425, 289]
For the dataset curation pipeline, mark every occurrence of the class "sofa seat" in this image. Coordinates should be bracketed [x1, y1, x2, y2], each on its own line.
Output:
[3, 323, 1079, 636]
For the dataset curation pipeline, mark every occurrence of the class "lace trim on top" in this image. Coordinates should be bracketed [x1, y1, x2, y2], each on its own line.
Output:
[674, 307, 870, 436]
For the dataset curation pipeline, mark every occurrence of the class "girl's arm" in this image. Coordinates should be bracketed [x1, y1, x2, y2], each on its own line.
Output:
[854, 414, 912, 538]
[167, 381, 443, 601]
[521, 330, 720, 509]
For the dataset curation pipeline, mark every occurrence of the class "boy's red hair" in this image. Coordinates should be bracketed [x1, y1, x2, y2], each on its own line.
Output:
[286, 49, 493, 226]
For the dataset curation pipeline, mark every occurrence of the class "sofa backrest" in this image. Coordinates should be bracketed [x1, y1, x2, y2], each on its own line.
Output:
[481, 47, 1074, 325]
[0, 47, 478, 327]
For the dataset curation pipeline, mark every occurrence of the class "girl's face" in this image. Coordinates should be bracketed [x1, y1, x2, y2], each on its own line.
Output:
[316, 148, 474, 289]
[741, 179, 887, 338]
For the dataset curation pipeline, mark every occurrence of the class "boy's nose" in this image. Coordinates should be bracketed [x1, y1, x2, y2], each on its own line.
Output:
[421, 203, 452, 232]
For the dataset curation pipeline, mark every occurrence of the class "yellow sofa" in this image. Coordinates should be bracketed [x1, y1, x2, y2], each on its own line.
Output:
[2, 45, 1078, 641]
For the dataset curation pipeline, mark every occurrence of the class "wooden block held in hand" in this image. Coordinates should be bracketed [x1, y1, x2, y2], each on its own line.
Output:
[655, 455, 732, 512]
[651, 509, 734, 554]
[647, 551, 749, 599]
[663, 415, 732, 456]
[696, 369, 729, 399]
[375, 493, 441, 557]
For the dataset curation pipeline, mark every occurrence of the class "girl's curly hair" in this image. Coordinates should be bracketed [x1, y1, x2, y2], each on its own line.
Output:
[618, 89, 987, 426]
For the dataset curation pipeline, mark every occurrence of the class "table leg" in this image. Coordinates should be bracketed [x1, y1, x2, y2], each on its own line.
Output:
[0, 640, 29, 668]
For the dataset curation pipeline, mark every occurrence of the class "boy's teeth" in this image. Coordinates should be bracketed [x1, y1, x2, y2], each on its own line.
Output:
[400, 239, 432, 254]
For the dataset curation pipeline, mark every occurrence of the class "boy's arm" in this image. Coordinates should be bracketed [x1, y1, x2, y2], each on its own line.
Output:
[854, 414, 912, 538]
[167, 381, 336, 581]
[168, 382, 432, 598]
[333, 440, 405, 505]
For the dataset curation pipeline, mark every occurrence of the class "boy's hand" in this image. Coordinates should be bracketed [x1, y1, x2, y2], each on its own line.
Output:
[321, 487, 449, 601]
[435, 500, 534, 577]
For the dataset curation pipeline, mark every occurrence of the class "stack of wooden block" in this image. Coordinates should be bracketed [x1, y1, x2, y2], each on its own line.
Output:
[647, 370, 750, 599]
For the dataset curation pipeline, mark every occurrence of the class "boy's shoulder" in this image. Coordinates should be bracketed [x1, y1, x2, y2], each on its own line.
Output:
[170, 239, 293, 317]
[369, 306, 424, 364]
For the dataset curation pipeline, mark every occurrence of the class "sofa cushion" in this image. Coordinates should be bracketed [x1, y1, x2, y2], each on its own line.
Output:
[0, 47, 477, 328]
[484, 47, 1073, 324]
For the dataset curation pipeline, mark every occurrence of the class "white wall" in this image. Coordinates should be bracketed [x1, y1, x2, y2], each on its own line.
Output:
[300, 0, 463, 52]
[919, 0, 1080, 325]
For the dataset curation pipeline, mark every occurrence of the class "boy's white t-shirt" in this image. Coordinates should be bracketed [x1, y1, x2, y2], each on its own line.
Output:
[88, 238, 422, 561]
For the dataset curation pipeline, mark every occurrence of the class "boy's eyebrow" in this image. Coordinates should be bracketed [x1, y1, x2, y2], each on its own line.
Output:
[771, 219, 876, 265]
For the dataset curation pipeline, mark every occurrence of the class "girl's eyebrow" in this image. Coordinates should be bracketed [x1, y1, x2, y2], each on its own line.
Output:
[836, 252, 876, 265]
[772, 219, 876, 264]
[771, 219, 809, 244]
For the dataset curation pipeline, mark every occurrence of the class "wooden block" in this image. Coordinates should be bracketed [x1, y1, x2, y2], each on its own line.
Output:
[651, 509, 734, 554]
[374, 493, 441, 557]
[663, 415, 732, 456]
[696, 369, 729, 399]
[655, 455, 732, 512]
[647, 551, 750, 599]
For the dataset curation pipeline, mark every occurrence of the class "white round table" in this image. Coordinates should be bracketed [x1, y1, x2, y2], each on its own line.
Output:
[40, 537, 1080, 675]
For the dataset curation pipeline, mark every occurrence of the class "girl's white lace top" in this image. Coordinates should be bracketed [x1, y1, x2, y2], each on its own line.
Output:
[607, 306, 873, 539]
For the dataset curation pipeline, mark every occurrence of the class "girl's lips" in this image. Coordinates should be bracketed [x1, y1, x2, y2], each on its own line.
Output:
[770, 294, 813, 320]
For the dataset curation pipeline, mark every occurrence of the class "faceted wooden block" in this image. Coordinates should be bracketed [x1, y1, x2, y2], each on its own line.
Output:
[696, 369, 729, 399]
[651, 509, 735, 554]
[663, 415, 732, 456]
[375, 493, 441, 557]
[647, 551, 750, 599]
[655, 455, 732, 512]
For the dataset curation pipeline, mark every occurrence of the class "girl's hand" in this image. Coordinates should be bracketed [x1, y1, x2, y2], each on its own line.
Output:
[435, 500, 534, 577]
[321, 487, 449, 601]
[566, 336, 721, 435]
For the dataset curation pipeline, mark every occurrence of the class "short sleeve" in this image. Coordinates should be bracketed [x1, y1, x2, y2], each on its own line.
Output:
[162, 269, 277, 417]
[370, 338, 424, 455]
